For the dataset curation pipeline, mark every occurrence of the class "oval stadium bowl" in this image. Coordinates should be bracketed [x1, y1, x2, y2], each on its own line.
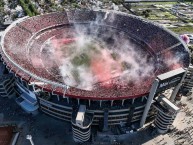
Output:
[0, 10, 190, 100]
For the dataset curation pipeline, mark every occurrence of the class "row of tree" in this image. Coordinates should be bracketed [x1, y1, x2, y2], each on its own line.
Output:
[19, 0, 38, 16]
[0, 1, 5, 24]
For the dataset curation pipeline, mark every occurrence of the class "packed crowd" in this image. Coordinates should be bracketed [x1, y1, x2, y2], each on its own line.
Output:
[19, 12, 68, 33]
[114, 14, 180, 54]
[66, 79, 152, 99]
[67, 10, 97, 23]
[1, 11, 190, 100]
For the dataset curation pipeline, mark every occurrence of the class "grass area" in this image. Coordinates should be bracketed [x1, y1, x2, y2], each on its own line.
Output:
[140, 2, 177, 5]
[112, 0, 124, 5]
[140, 1, 193, 6]
[131, 2, 193, 34]
[163, 12, 177, 19]
[148, 14, 159, 20]
[185, 2, 193, 6]
[188, 45, 193, 52]
[148, 11, 177, 20]
[131, 4, 155, 8]
[184, 0, 193, 2]
[169, 25, 193, 34]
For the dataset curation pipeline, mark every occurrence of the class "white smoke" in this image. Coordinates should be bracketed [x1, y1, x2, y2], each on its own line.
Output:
[2, 11, 186, 92]
[51, 11, 156, 90]
[163, 50, 185, 70]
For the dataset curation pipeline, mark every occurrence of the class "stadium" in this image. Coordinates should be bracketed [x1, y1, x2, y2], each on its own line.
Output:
[0, 10, 190, 143]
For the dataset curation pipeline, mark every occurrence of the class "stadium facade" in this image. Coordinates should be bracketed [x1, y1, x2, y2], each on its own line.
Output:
[0, 10, 190, 143]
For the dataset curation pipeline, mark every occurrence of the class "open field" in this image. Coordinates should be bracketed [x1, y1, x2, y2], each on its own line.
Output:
[169, 25, 193, 34]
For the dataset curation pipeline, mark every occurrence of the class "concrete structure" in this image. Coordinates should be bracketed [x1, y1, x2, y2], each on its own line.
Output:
[26, 135, 34, 145]
[182, 65, 193, 95]
[0, 61, 15, 98]
[140, 68, 185, 127]
[15, 80, 39, 115]
[0, 10, 190, 143]
[154, 96, 180, 133]
[76, 105, 86, 127]
[72, 105, 93, 143]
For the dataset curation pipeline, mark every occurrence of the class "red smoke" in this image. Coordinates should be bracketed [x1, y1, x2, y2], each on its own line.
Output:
[51, 38, 123, 86]
[90, 49, 122, 84]
[163, 51, 182, 70]
[49, 36, 183, 89]
[51, 38, 76, 48]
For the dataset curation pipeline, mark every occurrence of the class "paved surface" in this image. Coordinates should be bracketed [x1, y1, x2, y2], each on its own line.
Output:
[1, 94, 193, 145]
[0, 97, 76, 145]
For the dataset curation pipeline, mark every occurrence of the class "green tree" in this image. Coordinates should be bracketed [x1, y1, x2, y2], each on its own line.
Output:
[0, 1, 5, 24]
[19, 0, 39, 16]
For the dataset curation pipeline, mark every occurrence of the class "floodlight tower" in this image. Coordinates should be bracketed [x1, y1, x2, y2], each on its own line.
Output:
[26, 135, 34, 145]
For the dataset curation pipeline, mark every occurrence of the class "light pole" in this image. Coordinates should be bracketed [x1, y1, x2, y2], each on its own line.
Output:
[26, 135, 34, 145]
